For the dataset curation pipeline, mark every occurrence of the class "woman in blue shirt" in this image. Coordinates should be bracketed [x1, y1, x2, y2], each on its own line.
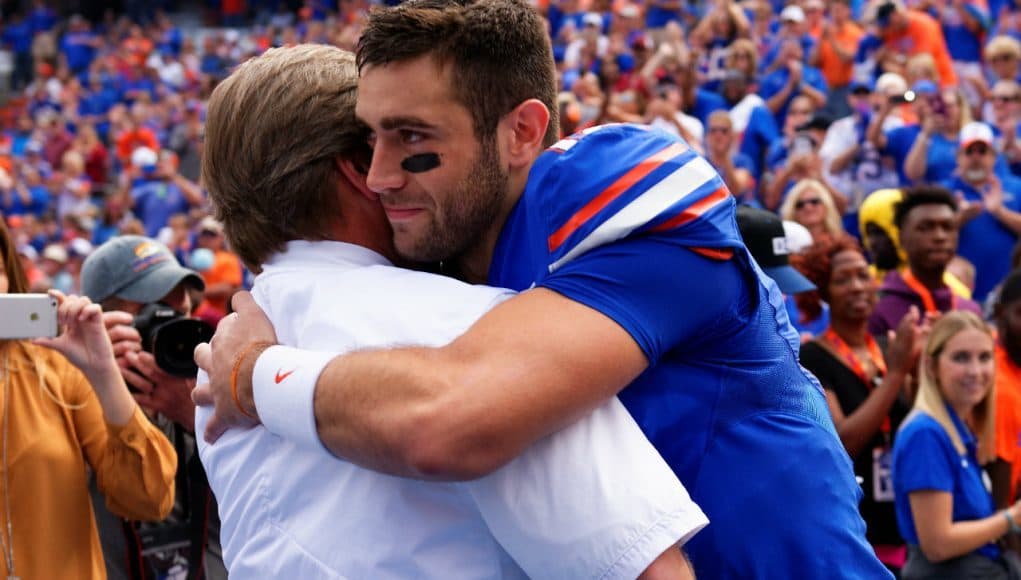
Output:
[893, 311, 1021, 579]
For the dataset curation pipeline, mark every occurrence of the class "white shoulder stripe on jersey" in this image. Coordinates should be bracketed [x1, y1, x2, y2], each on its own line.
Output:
[550, 138, 577, 152]
[548, 155, 718, 273]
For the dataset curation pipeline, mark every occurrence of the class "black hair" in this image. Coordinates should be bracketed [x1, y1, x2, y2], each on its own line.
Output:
[1000, 268, 1021, 307]
[893, 185, 958, 228]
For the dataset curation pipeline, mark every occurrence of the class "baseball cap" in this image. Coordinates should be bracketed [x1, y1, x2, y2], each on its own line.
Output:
[781, 5, 805, 23]
[198, 216, 224, 235]
[130, 146, 158, 169]
[959, 121, 994, 148]
[81, 235, 204, 304]
[911, 79, 939, 96]
[42, 244, 68, 265]
[736, 206, 816, 295]
[850, 77, 875, 93]
[582, 12, 603, 29]
[875, 72, 908, 96]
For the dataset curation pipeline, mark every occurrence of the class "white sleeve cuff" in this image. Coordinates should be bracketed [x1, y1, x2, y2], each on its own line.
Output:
[252, 345, 335, 452]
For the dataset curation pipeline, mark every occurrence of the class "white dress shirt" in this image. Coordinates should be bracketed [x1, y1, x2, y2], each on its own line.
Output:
[196, 240, 706, 579]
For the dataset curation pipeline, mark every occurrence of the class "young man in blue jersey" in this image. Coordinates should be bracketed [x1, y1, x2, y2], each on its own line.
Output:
[194, 0, 890, 577]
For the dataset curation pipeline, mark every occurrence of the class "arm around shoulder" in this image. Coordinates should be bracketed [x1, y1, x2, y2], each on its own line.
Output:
[310, 288, 650, 480]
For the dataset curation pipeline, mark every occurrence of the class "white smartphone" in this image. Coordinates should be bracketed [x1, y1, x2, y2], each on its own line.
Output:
[0, 294, 59, 339]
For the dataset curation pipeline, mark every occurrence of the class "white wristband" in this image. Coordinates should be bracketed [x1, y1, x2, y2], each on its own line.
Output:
[252, 345, 335, 452]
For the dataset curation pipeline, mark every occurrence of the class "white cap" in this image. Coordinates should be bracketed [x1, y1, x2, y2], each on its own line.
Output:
[782, 220, 814, 254]
[781, 5, 805, 22]
[959, 121, 994, 148]
[131, 146, 158, 168]
[68, 237, 94, 258]
[42, 244, 68, 264]
[582, 12, 603, 29]
[875, 72, 908, 96]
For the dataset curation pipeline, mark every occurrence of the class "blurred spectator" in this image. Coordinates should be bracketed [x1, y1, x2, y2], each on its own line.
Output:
[703, 110, 755, 201]
[820, 77, 903, 224]
[991, 269, 1021, 511]
[892, 311, 1018, 579]
[872, 0, 958, 88]
[942, 121, 1021, 302]
[984, 80, 1021, 175]
[720, 67, 779, 179]
[796, 235, 921, 574]
[984, 35, 1021, 87]
[192, 216, 242, 326]
[763, 104, 845, 211]
[779, 178, 845, 243]
[869, 186, 982, 336]
[121, 147, 204, 238]
[759, 36, 828, 127]
[810, 0, 863, 118]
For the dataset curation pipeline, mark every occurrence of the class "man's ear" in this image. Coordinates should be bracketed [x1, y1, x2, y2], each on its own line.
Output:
[336, 157, 378, 201]
[502, 99, 551, 170]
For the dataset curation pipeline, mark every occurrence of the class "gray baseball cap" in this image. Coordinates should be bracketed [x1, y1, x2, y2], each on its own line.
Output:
[81, 235, 205, 304]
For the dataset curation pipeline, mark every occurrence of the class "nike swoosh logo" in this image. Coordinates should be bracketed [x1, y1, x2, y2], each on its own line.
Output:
[275, 369, 296, 384]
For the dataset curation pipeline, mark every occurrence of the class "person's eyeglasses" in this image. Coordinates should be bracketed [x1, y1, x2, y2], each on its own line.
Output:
[795, 197, 823, 209]
[789, 108, 812, 115]
[991, 54, 1016, 63]
[993, 94, 1019, 104]
[964, 144, 991, 156]
[708, 126, 731, 134]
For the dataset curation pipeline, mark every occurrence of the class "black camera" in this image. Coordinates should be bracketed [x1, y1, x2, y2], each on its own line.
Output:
[134, 303, 214, 377]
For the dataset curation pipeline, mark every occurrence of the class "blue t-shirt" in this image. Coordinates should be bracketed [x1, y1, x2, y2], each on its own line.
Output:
[758, 65, 829, 128]
[0, 185, 50, 216]
[893, 408, 1000, 560]
[690, 89, 728, 126]
[737, 105, 781, 179]
[130, 178, 190, 237]
[941, 174, 1021, 301]
[60, 31, 98, 73]
[488, 124, 892, 579]
[884, 125, 959, 185]
[939, 5, 988, 63]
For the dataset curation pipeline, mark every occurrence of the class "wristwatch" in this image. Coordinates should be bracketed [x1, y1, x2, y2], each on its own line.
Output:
[1003, 510, 1021, 534]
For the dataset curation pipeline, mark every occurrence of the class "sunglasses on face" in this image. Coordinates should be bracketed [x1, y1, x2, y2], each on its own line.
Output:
[993, 94, 1019, 104]
[795, 197, 823, 209]
[964, 144, 992, 156]
[708, 126, 731, 134]
[991, 54, 1016, 63]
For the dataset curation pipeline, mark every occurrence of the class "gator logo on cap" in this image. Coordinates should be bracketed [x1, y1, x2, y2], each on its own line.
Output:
[131, 241, 169, 272]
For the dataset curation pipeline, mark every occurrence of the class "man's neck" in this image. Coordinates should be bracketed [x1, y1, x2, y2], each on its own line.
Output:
[907, 265, 945, 291]
[457, 173, 528, 284]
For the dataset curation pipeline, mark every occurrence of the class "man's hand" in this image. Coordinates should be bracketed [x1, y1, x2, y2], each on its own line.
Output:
[125, 350, 198, 432]
[983, 176, 1005, 215]
[192, 291, 277, 442]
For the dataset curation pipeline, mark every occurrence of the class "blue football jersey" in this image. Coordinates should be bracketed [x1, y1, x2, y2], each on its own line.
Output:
[489, 124, 893, 579]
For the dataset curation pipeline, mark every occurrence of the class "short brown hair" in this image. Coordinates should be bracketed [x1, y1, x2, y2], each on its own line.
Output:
[357, 0, 560, 148]
[0, 220, 28, 294]
[202, 44, 369, 272]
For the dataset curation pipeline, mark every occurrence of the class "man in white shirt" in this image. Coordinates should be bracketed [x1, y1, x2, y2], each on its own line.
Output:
[196, 43, 705, 578]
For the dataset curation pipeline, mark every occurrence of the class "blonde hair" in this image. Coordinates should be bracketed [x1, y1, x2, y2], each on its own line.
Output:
[911, 311, 996, 461]
[986, 35, 1021, 61]
[725, 38, 758, 78]
[780, 179, 844, 240]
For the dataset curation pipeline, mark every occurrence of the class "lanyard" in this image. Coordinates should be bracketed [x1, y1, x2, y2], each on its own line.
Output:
[901, 269, 955, 315]
[824, 328, 891, 435]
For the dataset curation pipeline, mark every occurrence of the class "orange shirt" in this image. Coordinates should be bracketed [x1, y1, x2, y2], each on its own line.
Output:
[882, 10, 958, 87]
[0, 341, 176, 579]
[994, 344, 1021, 502]
[200, 249, 243, 317]
[115, 127, 159, 165]
[818, 22, 864, 88]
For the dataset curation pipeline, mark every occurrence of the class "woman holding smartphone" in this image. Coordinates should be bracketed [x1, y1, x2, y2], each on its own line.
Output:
[0, 221, 176, 579]
[893, 311, 1021, 579]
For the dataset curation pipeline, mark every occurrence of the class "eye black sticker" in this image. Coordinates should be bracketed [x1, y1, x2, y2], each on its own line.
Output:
[401, 153, 441, 173]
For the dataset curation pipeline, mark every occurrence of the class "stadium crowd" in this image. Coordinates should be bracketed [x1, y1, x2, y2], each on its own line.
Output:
[2, 0, 1021, 577]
